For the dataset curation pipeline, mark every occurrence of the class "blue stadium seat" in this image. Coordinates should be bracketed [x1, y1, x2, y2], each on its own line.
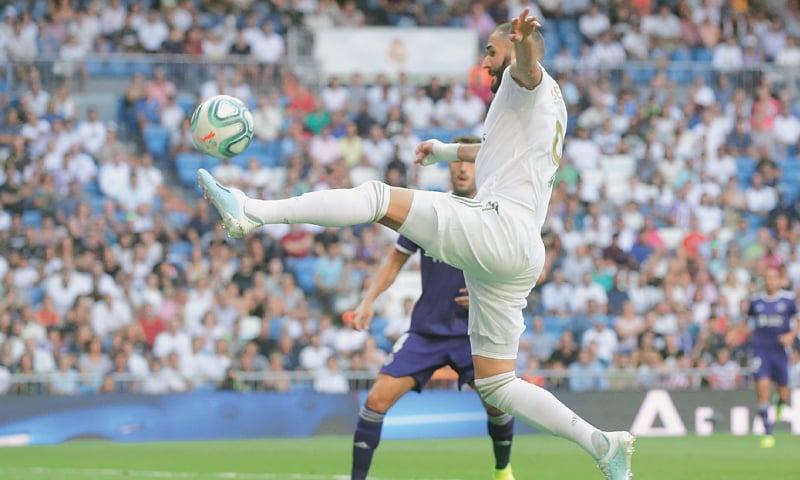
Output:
[626, 65, 657, 86]
[292, 257, 317, 293]
[666, 65, 693, 85]
[176, 152, 204, 186]
[22, 210, 42, 228]
[692, 47, 714, 63]
[177, 93, 196, 117]
[143, 124, 171, 161]
[670, 48, 692, 62]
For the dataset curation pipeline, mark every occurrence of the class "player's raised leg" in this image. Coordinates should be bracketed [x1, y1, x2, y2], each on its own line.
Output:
[198, 169, 414, 237]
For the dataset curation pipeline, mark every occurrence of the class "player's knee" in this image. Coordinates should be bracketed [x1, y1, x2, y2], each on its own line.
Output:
[357, 180, 391, 223]
[483, 403, 506, 417]
[365, 387, 395, 413]
[474, 371, 517, 410]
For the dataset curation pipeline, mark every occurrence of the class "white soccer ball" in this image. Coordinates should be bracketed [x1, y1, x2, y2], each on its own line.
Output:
[190, 94, 254, 160]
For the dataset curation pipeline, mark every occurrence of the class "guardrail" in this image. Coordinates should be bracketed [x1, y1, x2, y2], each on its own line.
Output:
[0, 366, 759, 396]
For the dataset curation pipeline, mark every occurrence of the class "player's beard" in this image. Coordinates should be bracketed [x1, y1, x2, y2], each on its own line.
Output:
[489, 54, 512, 93]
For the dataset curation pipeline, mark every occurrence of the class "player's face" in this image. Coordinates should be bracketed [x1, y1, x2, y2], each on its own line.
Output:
[449, 161, 476, 198]
[482, 33, 512, 93]
[764, 268, 781, 294]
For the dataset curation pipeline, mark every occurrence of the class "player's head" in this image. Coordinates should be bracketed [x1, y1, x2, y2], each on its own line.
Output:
[450, 135, 478, 198]
[483, 22, 545, 93]
[764, 267, 781, 294]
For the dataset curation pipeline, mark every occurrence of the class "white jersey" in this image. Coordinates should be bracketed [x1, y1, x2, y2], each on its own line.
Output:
[475, 64, 568, 231]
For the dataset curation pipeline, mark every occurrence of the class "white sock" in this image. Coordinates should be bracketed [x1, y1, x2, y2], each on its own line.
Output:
[474, 372, 608, 459]
[243, 180, 391, 226]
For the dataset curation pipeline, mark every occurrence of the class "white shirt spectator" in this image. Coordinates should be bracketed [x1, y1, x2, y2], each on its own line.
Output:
[391, 128, 421, 166]
[137, 15, 169, 52]
[250, 27, 284, 63]
[642, 8, 681, 40]
[44, 270, 92, 316]
[77, 115, 108, 155]
[321, 83, 349, 112]
[581, 324, 619, 365]
[579, 9, 610, 39]
[564, 135, 601, 174]
[299, 343, 333, 371]
[709, 359, 740, 390]
[313, 359, 349, 394]
[65, 151, 98, 185]
[456, 91, 486, 127]
[541, 280, 575, 314]
[590, 39, 626, 68]
[100, 0, 127, 36]
[212, 160, 244, 186]
[403, 92, 435, 130]
[434, 94, 462, 130]
[745, 184, 777, 213]
[571, 277, 608, 312]
[362, 135, 394, 171]
[252, 96, 283, 142]
[713, 40, 743, 71]
[160, 100, 185, 134]
[309, 132, 342, 166]
[99, 155, 131, 200]
[21, 87, 50, 117]
[153, 329, 193, 360]
[91, 297, 134, 338]
[775, 38, 800, 67]
[773, 110, 800, 147]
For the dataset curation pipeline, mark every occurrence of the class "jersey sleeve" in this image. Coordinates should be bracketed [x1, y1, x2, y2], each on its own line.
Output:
[494, 66, 541, 110]
[395, 234, 419, 256]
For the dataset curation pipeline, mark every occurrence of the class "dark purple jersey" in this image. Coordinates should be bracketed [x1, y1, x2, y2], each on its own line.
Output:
[747, 291, 797, 350]
[395, 234, 468, 337]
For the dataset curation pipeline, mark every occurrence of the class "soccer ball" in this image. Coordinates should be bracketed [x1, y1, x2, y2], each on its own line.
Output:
[190, 94, 254, 160]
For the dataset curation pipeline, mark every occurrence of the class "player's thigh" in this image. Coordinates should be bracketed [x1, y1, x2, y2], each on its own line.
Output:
[398, 191, 536, 278]
[379, 332, 450, 394]
[365, 374, 417, 413]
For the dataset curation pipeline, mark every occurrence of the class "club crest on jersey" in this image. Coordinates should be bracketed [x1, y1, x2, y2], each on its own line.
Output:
[776, 302, 786, 313]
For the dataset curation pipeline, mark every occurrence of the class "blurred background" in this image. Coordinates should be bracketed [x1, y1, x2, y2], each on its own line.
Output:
[0, 0, 799, 443]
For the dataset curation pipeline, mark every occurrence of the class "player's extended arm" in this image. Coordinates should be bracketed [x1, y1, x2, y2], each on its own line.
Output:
[414, 140, 480, 166]
[351, 248, 411, 331]
[509, 7, 543, 90]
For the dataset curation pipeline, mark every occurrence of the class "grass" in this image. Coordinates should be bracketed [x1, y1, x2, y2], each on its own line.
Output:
[0, 433, 796, 480]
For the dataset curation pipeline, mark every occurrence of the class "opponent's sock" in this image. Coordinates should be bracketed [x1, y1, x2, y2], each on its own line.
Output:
[351, 406, 385, 480]
[475, 372, 608, 459]
[487, 413, 514, 470]
[758, 402, 773, 435]
[244, 180, 391, 226]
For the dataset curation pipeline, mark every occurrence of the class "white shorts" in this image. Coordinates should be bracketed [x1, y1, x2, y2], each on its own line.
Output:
[398, 191, 545, 360]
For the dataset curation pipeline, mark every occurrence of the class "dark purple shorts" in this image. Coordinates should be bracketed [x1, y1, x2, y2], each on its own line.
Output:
[753, 348, 789, 386]
[380, 332, 474, 393]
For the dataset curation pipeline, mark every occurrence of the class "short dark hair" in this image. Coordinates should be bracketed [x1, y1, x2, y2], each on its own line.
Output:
[493, 22, 546, 59]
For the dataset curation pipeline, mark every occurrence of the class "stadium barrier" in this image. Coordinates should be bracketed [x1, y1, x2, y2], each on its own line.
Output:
[0, 387, 796, 446]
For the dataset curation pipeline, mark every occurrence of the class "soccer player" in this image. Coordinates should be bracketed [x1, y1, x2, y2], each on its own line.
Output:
[349, 136, 516, 480]
[199, 9, 635, 479]
[746, 267, 800, 448]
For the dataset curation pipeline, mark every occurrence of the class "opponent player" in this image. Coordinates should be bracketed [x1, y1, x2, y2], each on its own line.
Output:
[199, 9, 634, 479]
[746, 267, 800, 448]
[349, 136, 515, 480]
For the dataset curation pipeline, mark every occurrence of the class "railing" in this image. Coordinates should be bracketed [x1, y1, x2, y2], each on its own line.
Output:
[0, 366, 759, 396]
[3, 55, 799, 100]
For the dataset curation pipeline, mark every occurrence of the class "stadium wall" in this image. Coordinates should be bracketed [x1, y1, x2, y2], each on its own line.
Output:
[0, 389, 797, 446]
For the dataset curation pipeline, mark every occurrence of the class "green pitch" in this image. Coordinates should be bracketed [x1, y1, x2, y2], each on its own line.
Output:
[0, 433, 796, 480]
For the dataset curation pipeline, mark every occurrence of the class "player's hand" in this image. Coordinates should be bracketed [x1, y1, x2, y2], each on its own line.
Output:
[415, 140, 437, 166]
[454, 288, 469, 308]
[779, 331, 797, 347]
[510, 7, 541, 42]
[351, 300, 374, 331]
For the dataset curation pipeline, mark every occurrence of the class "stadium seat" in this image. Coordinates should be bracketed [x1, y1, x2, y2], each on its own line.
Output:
[22, 210, 42, 228]
[176, 153, 204, 186]
[143, 124, 171, 161]
[292, 257, 317, 293]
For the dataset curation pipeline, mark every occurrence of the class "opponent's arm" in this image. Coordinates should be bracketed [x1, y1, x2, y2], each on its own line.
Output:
[351, 248, 410, 331]
[414, 140, 480, 166]
[509, 7, 543, 90]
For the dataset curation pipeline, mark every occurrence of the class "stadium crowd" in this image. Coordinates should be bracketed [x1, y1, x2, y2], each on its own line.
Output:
[2, 0, 800, 396]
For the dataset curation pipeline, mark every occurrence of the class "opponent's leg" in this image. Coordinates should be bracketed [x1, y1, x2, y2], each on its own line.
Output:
[198, 169, 416, 237]
[756, 377, 775, 447]
[776, 384, 790, 421]
[352, 374, 416, 480]
[472, 355, 634, 480]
